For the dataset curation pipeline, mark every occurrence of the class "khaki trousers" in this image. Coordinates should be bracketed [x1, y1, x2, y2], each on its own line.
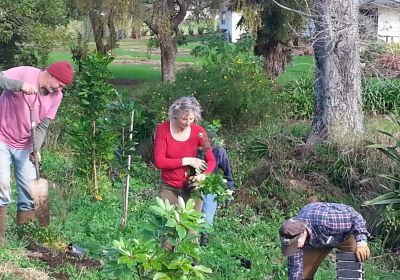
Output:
[303, 235, 357, 280]
[159, 184, 203, 211]
[158, 184, 203, 251]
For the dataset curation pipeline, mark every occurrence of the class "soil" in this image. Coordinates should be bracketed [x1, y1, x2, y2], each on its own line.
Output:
[26, 241, 102, 280]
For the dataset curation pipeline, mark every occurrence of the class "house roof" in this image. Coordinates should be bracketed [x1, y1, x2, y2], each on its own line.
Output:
[362, 0, 400, 8]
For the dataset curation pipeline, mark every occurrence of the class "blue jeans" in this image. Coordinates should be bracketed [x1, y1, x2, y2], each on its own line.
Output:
[202, 194, 217, 226]
[0, 141, 36, 210]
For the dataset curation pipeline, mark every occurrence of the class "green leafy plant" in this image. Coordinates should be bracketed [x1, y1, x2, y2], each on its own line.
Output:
[146, 37, 160, 60]
[109, 197, 212, 280]
[65, 52, 118, 198]
[281, 75, 314, 119]
[69, 31, 89, 73]
[364, 116, 400, 248]
[364, 116, 400, 206]
[362, 79, 400, 115]
[193, 172, 234, 203]
[140, 34, 278, 129]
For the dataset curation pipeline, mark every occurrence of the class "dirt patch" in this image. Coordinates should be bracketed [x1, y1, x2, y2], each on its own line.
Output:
[25, 241, 102, 279]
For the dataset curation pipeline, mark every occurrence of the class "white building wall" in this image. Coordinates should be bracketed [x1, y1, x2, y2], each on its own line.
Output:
[218, 9, 246, 43]
[230, 12, 245, 43]
[377, 7, 400, 43]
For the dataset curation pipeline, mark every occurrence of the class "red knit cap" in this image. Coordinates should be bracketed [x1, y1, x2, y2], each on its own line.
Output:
[47, 61, 73, 85]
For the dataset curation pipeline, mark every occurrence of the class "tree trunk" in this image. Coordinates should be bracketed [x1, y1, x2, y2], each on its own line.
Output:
[89, 10, 106, 54]
[104, 8, 118, 53]
[307, 0, 363, 146]
[159, 33, 177, 82]
[256, 42, 291, 78]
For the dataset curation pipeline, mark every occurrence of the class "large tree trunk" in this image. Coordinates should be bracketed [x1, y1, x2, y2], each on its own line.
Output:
[89, 10, 106, 54]
[256, 42, 291, 78]
[159, 33, 177, 82]
[307, 0, 363, 145]
[144, 0, 188, 82]
[89, 9, 118, 54]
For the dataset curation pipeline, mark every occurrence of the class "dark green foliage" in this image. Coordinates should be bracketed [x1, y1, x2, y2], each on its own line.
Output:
[69, 32, 89, 73]
[108, 198, 212, 280]
[281, 75, 314, 119]
[140, 34, 279, 129]
[281, 77, 400, 119]
[364, 117, 400, 248]
[234, 0, 306, 77]
[0, 0, 68, 67]
[64, 52, 118, 196]
[363, 80, 400, 115]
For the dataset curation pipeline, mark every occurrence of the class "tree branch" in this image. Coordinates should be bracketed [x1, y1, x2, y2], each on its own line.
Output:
[171, 0, 188, 29]
[144, 18, 158, 33]
[272, 0, 313, 17]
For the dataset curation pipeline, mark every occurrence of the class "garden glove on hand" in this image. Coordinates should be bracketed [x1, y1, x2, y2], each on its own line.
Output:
[182, 157, 207, 174]
[355, 241, 370, 262]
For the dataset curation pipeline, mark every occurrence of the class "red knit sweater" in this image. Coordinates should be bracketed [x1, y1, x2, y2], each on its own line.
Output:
[154, 121, 216, 188]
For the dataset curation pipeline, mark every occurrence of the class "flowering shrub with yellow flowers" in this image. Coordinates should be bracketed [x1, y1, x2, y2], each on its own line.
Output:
[140, 34, 281, 130]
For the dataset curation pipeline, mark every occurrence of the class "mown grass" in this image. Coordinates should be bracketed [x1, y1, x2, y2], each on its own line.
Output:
[277, 55, 315, 86]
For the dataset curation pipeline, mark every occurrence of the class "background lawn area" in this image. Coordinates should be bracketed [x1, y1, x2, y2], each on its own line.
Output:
[277, 55, 315, 85]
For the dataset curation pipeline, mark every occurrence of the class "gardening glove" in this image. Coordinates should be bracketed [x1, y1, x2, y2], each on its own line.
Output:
[29, 151, 41, 164]
[355, 241, 370, 262]
[182, 157, 207, 174]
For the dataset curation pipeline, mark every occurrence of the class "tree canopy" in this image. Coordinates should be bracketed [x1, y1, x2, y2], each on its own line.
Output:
[0, 0, 68, 68]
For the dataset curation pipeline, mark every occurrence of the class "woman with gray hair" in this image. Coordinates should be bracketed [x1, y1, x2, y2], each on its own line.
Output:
[154, 96, 216, 211]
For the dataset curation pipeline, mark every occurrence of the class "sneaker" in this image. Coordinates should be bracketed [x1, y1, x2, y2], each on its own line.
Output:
[200, 233, 209, 247]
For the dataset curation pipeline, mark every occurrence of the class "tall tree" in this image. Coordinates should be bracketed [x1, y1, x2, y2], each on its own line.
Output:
[307, 0, 363, 145]
[0, 0, 68, 68]
[73, 0, 135, 54]
[143, 0, 189, 82]
[142, 0, 221, 82]
[234, 0, 306, 78]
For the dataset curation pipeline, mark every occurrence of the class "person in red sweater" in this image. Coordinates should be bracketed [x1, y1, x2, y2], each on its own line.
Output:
[154, 96, 216, 211]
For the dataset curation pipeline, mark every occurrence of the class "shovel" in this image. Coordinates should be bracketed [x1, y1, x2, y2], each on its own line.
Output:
[29, 107, 50, 227]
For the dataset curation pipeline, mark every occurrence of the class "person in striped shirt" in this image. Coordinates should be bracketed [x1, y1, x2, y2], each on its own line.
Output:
[279, 202, 370, 280]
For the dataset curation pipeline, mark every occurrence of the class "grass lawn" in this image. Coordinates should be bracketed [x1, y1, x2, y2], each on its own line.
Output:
[49, 38, 205, 83]
[277, 55, 315, 86]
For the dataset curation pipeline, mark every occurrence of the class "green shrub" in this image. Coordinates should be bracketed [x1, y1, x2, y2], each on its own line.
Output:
[364, 116, 400, 248]
[363, 79, 400, 115]
[63, 52, 118, 198]
[281, 75, 314, 119]
[140, 34, 279, 129]
[281, 76, 400, 119]
[108, 198, 211, 280]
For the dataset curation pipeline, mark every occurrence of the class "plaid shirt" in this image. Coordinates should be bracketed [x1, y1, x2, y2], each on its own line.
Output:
[287, 202, 369, 280]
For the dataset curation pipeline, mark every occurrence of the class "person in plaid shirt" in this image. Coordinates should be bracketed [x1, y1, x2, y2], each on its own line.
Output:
[279, 202, 370, 280]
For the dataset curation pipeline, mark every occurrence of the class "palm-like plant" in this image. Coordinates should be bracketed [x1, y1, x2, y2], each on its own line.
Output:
[364, 116, 400, 206]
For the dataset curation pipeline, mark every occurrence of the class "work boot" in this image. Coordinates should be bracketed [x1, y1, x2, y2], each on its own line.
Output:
[16, 210, 36, 225]
[16, 210, 36, 242]
[0, 206, 7, 247]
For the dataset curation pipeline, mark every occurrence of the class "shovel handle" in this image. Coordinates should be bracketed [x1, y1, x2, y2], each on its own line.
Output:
[30, 109, 40, 179]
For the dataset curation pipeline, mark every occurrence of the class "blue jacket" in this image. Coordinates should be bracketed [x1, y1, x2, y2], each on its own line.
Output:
[212, 146, 234, 189]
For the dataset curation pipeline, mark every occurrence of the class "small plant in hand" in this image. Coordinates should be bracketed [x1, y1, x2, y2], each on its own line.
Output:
[193, 172, 234, 203]
[109, 197, 212, 280]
